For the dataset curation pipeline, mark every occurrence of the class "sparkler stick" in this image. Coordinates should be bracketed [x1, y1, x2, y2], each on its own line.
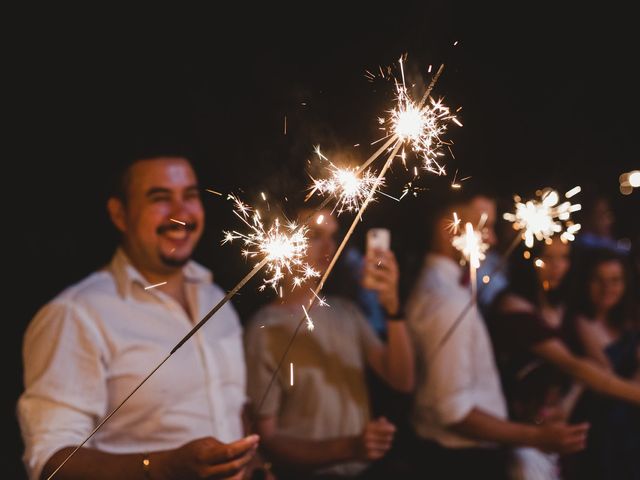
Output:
[255, 142, 403, 417]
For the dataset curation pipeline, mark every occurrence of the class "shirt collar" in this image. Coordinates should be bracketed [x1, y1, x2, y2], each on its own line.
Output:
[109, 248, 212, 299]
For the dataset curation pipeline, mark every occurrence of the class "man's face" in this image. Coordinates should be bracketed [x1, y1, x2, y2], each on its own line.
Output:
[301, 209, 339, 272]
[110, 157, 204, 275]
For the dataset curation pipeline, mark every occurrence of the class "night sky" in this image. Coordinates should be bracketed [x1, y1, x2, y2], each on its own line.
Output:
[9, 4, 639, 476]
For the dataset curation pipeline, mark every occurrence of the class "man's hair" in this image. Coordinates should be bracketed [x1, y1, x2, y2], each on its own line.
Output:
[420, 181, 496, 231]
[107, 142, 197, 203]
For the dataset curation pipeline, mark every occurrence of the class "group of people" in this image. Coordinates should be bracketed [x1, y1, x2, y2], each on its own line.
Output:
[18, 153, 640, 479]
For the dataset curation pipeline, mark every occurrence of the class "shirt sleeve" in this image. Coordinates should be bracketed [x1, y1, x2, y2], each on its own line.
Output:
[243, 312, 283, 419]
[17, 300, 108, 480]
[413, 298, 478, 426]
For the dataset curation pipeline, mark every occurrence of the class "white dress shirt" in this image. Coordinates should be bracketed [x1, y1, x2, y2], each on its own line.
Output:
[406, 253, 507, 448]
[18, 249, 246, 480]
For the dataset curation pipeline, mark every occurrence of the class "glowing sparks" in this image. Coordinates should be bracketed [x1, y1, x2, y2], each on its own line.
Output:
[169, 218, 186, 226]
[447, 211, 461, 234]
[307, 147, 381, 215]
[503, 187, 582, 248]
[309, 288, 329, 307]
[302, 305, 314, 331]
[222, 194, 319, 292]
[376, 57, 460, 175]
[316, 214, 325, 225]
[452, 221, 489, 270]
[290, 362, 294, 386]
[144, 281, 167, 290]
[205, 188, 223, 196]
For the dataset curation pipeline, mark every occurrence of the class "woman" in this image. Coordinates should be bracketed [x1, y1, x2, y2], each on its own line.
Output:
[489, 238, 640, 479]
[565, 249, 640, 479]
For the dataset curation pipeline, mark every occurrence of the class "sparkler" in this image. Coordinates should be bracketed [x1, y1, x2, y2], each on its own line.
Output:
[452, 216, 489, 300]
[503, 186, 582, 248]
[372, 58, 460, 175]
[306, 147, 382, 215]
[222, 194, 319, 292]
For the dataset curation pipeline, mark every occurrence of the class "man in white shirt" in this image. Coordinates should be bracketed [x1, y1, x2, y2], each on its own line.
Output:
[406, 190, 589, 479]
[18, 153, 260, 480]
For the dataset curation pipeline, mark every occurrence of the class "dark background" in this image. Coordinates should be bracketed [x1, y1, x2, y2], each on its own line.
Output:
[8, 3, 639, 476]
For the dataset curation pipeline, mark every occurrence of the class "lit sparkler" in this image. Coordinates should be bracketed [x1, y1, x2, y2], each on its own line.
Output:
[452, 221, 489, 270]
[306, 147, 381, 215]
[222, 194, 319, 292]
[451, 214, 490, 300]
[382, 57, 460, 174]
[503, 186, 582, 248]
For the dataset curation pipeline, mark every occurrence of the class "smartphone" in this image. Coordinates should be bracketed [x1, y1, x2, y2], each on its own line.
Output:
[366, 228, 390, 254]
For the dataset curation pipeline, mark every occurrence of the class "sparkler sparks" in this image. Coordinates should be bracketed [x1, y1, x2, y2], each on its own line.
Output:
[503, 187, 582, 248]
[222, 194, 319, 292]
[383, 57, 460, 175]
[307, 147, 381, 215]
[144, 281, 167, 290]
[452, 221, 489, 270]
[302, 305, 314, 331]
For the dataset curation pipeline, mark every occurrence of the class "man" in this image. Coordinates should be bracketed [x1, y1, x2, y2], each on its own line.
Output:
[18, 153, 259, 480]
[406, 190, 590, 479]
[244, 208, 414, 479]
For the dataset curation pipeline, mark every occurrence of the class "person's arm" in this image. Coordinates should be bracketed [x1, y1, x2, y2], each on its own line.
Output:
[254, 415, 394, 471]
[574, 316, 613, 370]
[532, 338, 640, 405]
[40, 436, 259, 480]
[362, 249, 415, 392]
[450, 408, 588, 454]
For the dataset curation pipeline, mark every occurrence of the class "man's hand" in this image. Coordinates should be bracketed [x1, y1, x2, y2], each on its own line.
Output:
[152, 435, 260, 480]
[533, 422, 589, 454]
[353, 417, 396, 461]
[362, 250, 400, 316]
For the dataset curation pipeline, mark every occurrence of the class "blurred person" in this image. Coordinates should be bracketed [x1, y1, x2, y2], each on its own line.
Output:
[406, 189, 589, 480]
[574, 191, 629, 255]
[244, 207, 414, 479]
[564, 249, 640, 479]
[477, 196, 514, 315]
[18, 153, 262, 480]
[490, 238, 640, 479]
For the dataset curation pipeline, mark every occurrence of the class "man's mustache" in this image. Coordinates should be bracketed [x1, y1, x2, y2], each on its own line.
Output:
[156, 222, 198, 235]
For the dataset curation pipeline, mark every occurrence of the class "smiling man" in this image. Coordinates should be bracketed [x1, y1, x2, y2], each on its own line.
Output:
[18, 153, 259, 480]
